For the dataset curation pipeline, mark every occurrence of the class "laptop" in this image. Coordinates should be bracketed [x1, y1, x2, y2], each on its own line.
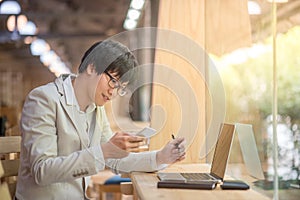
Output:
[235, 123, 265, 180]
[157, 123, 235, 189]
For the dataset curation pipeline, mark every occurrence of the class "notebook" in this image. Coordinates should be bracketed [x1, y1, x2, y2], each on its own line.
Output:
[157, 123, 235, 189]
[235, 123, 265, 180]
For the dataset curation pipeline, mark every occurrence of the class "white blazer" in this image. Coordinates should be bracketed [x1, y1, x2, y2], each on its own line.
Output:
[16, 74, 160, 200]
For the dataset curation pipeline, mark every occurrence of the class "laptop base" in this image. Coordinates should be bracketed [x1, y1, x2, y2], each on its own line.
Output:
[157, 180, 217, 190]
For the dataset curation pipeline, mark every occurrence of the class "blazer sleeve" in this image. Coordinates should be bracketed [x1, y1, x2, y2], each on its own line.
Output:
[20, 86, 105, 186]
[106, 151, 168, 174]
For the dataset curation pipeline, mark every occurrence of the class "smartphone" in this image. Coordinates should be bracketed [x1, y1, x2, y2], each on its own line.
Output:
[220, 180, 249, 190]
[136, 127, 157, 138]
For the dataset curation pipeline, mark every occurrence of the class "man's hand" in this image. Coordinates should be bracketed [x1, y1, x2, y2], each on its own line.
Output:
[101, 132, 146, 159]
[110, 132, 146, 152]
[156, 137, 186, 166]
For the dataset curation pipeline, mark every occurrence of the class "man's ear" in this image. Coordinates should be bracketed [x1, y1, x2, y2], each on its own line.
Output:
[86, 64, 97, 75]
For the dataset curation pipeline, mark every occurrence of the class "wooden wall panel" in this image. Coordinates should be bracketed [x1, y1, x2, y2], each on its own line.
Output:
[205, 0, 252, 56]
[149, 0, 251, 163]
[149, 0, 206, 163]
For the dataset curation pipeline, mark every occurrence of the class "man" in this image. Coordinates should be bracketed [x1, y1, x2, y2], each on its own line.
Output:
[15, 40, 186, 199]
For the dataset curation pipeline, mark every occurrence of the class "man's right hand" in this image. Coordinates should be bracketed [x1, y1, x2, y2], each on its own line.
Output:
[100, 132, 146, 159]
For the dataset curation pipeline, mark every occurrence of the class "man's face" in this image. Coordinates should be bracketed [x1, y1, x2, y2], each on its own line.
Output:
[94, 72, 115, 106]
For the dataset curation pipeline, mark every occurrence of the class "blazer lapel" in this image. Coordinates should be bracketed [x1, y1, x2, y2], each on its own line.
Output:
[55, 75, 89, 149]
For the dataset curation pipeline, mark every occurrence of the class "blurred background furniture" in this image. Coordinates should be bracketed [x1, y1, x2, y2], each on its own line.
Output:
[0, 162, 12, 200]
[88, 143, 149, 200]
[0, 136, 21, 199]
[88, 169, 132, 200]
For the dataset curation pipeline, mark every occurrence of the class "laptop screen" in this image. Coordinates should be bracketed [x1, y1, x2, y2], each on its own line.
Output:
[235, 123, 265, 180]
[210, 123, 235, 179]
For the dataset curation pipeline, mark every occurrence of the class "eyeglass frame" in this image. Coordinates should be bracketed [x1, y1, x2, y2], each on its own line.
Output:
[104, 71, 128, 96]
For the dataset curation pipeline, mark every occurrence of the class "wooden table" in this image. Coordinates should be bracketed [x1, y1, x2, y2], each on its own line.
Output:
[130, 163, 271, 200]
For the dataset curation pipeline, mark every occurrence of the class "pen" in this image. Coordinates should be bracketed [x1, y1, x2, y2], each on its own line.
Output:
[172, 134, 179, 149]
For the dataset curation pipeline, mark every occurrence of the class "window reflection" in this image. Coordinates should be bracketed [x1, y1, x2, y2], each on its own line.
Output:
[211, 24, 300, 198]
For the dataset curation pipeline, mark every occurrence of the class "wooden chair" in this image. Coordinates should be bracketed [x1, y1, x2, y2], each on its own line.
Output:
[87, 145, 149, 200]
[1, 162, 12, 200]
[0, 136, 21, 199]
[87, 170, 132, 200]
[120, 181, 133, 196]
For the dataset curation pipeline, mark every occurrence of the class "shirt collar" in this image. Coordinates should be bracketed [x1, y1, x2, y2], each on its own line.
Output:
[63, 75, 96, 113]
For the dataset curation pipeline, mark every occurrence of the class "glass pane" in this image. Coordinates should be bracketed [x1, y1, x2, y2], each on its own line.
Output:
[209, 1, 300, 199]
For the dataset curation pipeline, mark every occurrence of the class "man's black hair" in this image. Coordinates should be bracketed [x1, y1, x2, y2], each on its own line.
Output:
[78, 40, 138, 83]
[80, 41, 102, 65]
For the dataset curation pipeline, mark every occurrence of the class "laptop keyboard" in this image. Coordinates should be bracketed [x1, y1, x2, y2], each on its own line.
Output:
[181, 173, 216, 181]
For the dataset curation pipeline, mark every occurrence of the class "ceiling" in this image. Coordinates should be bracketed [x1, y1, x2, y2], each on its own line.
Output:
[0, 0, 300, 76]
[250, 0, 300, 43]
[0, 0, 132, 74]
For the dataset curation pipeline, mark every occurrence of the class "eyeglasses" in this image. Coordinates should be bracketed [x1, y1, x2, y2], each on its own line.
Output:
[104, 71, 127, 96]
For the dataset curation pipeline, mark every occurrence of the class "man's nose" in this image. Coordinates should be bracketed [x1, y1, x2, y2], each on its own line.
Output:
[107, 87, 114, 95]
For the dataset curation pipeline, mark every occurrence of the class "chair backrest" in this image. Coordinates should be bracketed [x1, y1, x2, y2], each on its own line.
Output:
[1, 162, 12, 200]
[0, 136, 21, 199]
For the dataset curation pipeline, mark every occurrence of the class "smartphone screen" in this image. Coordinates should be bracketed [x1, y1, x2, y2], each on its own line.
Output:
[136, 127, 157, 138]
